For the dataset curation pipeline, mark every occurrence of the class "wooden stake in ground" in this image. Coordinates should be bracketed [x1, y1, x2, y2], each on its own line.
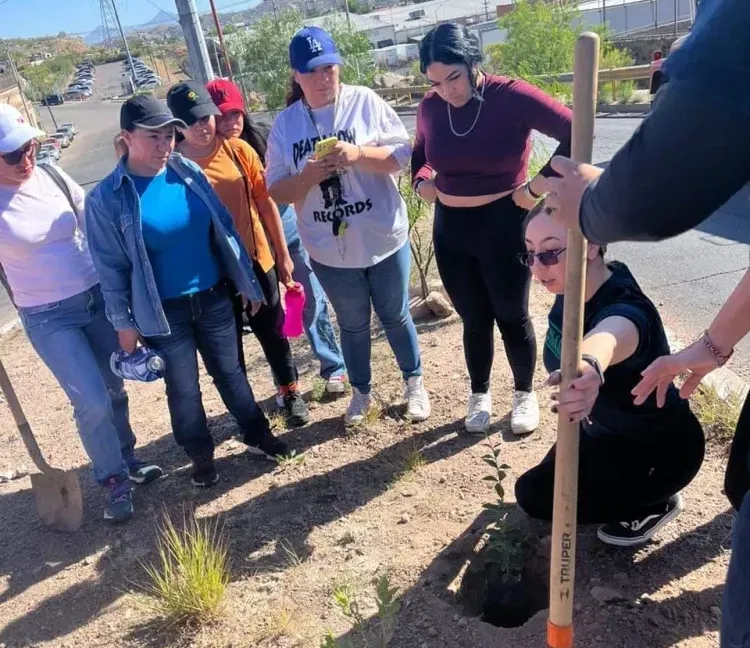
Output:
[547, 32, 600, 648]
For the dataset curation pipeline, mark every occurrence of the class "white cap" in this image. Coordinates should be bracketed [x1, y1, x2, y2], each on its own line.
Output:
[0, 104, 44, 154]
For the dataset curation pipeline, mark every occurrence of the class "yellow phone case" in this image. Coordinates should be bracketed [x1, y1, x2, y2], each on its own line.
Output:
[315, 137, 338, 159]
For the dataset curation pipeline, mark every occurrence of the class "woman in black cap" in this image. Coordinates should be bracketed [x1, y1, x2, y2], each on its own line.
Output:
[86, 93, 290, 488]
[166, 81, 309, 428]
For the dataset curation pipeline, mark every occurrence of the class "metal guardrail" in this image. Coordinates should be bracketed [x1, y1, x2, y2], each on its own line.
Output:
[537, 64, 651, 84]
[373, 65, 653, 104]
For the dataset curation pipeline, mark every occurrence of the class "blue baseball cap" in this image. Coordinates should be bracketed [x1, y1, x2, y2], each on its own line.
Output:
[289, 27, 343, 73]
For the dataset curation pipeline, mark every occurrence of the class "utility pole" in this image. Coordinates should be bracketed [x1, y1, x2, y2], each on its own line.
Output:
[174, 0, 214, 84]
[344, 0, 352, 30]
[211, 37, 223, 77]
[208, 0, 234, 80]
[109, 0, 137, 94]
[673, 0, 678, 38]
[156, 38, 173, 82]
[138, 32, 159, 74]
[482, 0, 489, 21]
[4, 44, 35, 127]
[602, 0, 607, 25]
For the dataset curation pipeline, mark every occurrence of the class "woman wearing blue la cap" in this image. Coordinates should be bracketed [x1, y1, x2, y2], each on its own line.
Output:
[266, 26, 431, 426]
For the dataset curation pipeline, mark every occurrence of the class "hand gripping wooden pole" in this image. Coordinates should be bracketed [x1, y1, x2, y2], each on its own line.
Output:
[547, 32, 600, 648]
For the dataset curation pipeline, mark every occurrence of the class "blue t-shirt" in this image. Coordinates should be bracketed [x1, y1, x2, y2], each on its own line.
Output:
[131, 167, 221, 300]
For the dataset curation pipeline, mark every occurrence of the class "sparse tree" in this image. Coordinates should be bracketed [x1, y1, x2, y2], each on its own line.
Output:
[229, 9, 375, 111]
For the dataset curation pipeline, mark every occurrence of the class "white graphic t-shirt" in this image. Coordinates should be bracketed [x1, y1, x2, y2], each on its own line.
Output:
[266, 84, 411, 269]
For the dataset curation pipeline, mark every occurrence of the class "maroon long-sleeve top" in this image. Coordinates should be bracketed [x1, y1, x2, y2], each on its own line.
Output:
[411, 74, 573, 196]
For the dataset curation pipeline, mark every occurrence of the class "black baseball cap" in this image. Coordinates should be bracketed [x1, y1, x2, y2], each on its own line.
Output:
[120, 93, 187, 131]
[166, 81, 221, 127]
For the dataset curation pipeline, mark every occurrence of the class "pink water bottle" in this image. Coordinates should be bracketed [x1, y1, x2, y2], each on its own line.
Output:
[281, 282, 306, 338]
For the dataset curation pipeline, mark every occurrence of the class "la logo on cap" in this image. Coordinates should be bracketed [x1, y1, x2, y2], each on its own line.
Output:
[306, 36, 322, 53]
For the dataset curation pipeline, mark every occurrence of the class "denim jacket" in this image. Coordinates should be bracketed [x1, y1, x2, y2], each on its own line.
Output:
[85, 153, 264, 337]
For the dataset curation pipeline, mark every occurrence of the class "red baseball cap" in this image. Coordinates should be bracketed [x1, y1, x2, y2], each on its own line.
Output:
[206, 79, 245, 115]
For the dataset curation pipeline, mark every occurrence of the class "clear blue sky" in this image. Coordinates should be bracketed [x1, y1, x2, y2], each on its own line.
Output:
[0, 0, 259, 39]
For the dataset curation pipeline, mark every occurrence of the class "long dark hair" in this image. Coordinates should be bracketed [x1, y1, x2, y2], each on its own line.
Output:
[286, 75, 304, 107]
[419, 23, 483, 75]
[239, 115, 269, 166]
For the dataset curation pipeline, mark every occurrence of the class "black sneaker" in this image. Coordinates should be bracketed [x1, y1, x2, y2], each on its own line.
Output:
[283, 391, 310, 427]
[243, 424, 290, 460]
[191, 457, 219, 488]
[126, 459, 163, 485]
[597, 494, 684, 547]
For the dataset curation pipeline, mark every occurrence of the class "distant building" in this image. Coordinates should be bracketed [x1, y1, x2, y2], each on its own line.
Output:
[307, 0, 510, 47]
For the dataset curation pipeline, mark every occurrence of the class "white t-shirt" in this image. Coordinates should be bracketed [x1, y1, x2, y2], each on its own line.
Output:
[0, 166, 98, 308]
[266, 85, 411, 269]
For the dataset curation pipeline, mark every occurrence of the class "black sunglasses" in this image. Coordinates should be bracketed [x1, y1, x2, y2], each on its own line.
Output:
[2, 140, 39, 166]
[518, 248, 567, 267]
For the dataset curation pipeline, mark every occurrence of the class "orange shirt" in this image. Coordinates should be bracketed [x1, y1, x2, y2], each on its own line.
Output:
[190, 137, 275, 274]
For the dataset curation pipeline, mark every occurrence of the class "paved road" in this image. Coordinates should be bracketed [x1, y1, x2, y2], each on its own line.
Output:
[5, 71, 748, 381]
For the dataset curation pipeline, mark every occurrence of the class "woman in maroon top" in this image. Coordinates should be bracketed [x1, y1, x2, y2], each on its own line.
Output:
[412, 23, 572, 436]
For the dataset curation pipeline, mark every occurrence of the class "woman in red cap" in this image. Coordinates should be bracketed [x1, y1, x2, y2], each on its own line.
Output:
[206, 78, 348, 401]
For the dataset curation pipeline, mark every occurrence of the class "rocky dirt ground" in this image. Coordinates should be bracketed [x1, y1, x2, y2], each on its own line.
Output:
[0, 281, 735, 648]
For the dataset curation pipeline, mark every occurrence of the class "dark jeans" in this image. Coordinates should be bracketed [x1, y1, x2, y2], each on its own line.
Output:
[722, 492, 750, 648]
[515, 412, 705, 524]
[231, 262, 297, 387]
[721, 394, 750, 648]
[434, 195, 536, 393]
[146, 282, 265, 460]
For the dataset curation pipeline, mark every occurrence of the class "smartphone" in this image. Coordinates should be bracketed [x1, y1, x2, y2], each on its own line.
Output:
[315, 136, 339, 159]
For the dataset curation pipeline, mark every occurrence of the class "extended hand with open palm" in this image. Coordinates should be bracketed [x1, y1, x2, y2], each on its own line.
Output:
[631, 340, 719, 408]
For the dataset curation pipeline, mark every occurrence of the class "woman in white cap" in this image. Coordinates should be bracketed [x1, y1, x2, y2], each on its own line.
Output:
[0, 104, 161, 524]
[266, 26, 431, 426]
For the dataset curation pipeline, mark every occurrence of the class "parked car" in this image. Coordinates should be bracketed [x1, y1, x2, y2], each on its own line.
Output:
[37, 150, 55, 166]
[52, 132, 71, 148]
[40, 144, 61, 161]
[649, 33, 690, 99]
[43, 137, 61, 151]
[43, 94, 64, 106]
[57, 125, 75, 140]
[60, 122, 78, 135]
[64, 91, 84, 101]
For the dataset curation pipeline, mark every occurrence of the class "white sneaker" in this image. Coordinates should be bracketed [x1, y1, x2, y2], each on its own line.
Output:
[326, 375, 348, 394]
[511, 391, 539, 435]
[404, 376, 431, 422]
[465, 393, 492, 435]
[344, 387, 372, 426]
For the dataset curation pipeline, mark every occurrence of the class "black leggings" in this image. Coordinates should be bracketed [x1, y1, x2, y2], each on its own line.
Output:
[433, 195, 536, 393]
[725, 393, 750, 511]
[515, 412, 706, 524]
[231, 262, 297, 387]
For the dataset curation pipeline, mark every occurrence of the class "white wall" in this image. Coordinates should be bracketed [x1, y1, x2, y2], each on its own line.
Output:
[469, 0, 695, 51]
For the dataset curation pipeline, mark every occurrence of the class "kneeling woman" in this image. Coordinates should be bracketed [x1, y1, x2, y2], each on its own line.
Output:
[514, 205, 705, 547]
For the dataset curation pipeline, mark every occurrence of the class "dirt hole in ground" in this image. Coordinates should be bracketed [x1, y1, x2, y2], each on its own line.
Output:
[458, 532, 550, 628]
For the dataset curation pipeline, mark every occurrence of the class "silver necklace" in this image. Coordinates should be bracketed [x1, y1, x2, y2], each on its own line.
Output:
[447, 76, 486, 138]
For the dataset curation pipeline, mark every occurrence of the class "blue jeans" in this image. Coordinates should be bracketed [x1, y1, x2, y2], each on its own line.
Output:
[145, 283, 264, 460]
[281, 207, 346, 380]
[722, 491, 750, 648]
[309, 243, 422, 394]
[19, 285, 134, 484]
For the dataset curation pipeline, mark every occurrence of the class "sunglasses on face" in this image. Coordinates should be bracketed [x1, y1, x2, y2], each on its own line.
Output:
[1, 140, 39, 166]
[518, 248, 567, 267]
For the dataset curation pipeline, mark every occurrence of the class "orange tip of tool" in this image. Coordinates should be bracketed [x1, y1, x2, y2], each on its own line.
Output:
[547, 620, 573, 648]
